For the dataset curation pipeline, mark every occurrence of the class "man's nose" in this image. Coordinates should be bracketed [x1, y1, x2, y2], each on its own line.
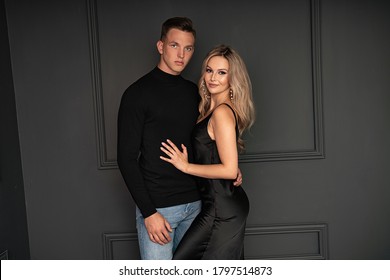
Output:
[178, 49, 184, 58]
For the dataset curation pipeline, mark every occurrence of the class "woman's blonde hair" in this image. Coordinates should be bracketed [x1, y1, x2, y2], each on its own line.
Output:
[198, 45, 255, 152]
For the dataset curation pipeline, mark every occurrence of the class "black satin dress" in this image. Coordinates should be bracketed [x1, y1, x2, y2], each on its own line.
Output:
[173, 104, 250, 260]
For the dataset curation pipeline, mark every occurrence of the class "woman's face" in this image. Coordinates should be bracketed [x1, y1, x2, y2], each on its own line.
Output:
[204, 56, 230, 97]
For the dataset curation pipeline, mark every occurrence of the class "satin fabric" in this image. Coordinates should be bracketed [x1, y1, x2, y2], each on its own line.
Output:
[173, 104, 249, 260]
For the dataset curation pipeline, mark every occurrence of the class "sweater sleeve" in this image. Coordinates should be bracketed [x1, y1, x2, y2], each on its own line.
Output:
[117, 85, 157, 218]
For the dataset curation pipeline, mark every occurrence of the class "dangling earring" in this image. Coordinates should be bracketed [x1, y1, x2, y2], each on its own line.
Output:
[201, 80, 210, 99]
[229, 88, 233, 100]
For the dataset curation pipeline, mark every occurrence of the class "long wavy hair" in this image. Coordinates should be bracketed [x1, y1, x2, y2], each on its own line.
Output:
[198, 45, 255, 152]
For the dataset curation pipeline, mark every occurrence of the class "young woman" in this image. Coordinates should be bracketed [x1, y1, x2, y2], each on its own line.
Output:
[160, 45, 255, 259]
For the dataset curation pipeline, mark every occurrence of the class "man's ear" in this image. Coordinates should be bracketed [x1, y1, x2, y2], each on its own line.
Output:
[156, 40, 163, 54]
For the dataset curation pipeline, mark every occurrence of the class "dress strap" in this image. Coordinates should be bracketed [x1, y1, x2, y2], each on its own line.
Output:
[215, 103, 238, 125]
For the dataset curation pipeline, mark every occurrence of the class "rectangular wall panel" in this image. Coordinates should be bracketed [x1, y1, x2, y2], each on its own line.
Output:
[103, 223, 328, 260]
[87, 0, 324, 169]
[245, 224, 328, 259]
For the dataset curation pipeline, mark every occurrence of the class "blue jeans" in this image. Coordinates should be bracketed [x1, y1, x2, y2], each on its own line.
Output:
[136, 200, 201, 260]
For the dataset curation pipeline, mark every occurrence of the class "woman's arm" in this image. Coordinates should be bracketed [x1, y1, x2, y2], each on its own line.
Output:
[160, 105, 238, 180]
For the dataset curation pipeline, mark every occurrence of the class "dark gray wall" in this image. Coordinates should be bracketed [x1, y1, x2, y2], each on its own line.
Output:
[0, 0, 30, 260]
[3, 0, 390, 259]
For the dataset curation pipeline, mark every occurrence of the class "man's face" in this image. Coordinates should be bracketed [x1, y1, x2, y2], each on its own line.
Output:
[157, 28, 195, 75]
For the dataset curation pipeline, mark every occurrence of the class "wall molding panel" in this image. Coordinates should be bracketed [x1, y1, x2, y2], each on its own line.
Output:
[87, 0, 115, 169]
[103, 223, 328, 260]
[103, 232, 140, 260]
[240, 0, 324, 163]
[87, 0, 324, 169]
[244, 223, 328, 259]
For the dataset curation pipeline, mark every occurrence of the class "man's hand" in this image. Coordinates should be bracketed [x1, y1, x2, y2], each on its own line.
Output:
[144, 212, 172, 245]
[233, 168, 243, 186]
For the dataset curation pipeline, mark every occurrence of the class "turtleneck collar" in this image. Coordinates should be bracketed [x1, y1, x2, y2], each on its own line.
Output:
[152, 66, 183, 84]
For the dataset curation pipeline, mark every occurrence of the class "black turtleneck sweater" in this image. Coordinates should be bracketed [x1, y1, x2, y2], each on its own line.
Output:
[117, 67, 200, 218]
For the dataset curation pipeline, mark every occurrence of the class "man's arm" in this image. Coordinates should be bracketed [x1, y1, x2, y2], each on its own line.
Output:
[117, 88, 155, 216]
[117, 87, 171, 244]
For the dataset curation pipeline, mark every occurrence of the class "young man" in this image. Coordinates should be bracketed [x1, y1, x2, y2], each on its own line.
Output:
[117, 17, 241, 259]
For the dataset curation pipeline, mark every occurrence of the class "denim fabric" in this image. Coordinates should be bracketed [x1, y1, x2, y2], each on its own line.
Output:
[136, 200, 201, 260]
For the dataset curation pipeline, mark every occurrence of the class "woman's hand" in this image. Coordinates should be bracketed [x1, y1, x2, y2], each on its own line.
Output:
[234, 168, 243, 186]
[160, 139, 189, 173]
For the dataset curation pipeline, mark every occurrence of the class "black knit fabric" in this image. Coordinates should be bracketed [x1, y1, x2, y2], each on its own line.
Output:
[117, 67, 200, 218]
